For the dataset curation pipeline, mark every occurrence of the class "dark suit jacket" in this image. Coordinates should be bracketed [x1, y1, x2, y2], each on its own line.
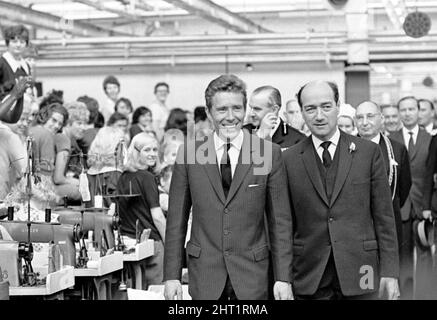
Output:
[378, 134, 412, 247]
[163, 130, 293, 300]
[243, 119, 306, 150]
[423, 135, 437, 214]
[283, 131, 399, 296]
[390, 128, 431, 220]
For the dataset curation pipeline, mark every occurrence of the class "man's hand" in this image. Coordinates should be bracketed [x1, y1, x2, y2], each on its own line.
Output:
[257, 113, 278, 139]
[164, 280, 183, 300]
[379, 277, 400, 300]
[422, 210, 432, 221]
[273, 281, 293, 300]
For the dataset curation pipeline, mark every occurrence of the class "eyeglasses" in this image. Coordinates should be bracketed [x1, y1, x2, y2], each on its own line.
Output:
[355, 113, 380, 122]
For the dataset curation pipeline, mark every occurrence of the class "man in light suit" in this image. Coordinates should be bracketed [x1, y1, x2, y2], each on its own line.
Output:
[243, 86, 305, 151]
[390, 96, 432, 299]
[163, 74, 293, 300]
[283, 81, 399, 300]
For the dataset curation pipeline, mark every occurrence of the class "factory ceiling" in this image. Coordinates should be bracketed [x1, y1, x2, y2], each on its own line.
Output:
[0, 0, 436, 66]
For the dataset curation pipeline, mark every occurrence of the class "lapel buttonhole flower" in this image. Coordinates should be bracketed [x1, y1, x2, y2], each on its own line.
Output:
[349, 142, 356, 153]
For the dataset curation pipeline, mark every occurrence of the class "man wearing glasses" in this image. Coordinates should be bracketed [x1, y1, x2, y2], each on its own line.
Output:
[355, 101, 412, 299]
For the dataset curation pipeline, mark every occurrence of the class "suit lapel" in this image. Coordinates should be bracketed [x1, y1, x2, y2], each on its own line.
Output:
[330, 132, 353, 207]
[202, 135, 226, 204]
[378, 134, 390, 176]
[225, 130, 253, 206]
[272, 119, 285, 146]
[301, 137, 329, 207]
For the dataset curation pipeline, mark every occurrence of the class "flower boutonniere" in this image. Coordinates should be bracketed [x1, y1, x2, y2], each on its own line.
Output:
[349, 142, 356, 153]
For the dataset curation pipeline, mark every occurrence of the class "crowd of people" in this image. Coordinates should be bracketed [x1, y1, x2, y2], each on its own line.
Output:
[2, 24, 437, 300]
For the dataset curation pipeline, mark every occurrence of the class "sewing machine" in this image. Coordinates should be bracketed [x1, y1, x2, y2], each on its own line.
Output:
[0, 240, 22, 287]
[0, 221, 79, 268]
[55, 208, 118, 253]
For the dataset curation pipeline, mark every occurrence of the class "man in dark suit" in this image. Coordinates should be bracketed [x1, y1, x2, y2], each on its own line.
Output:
[390, 96, 432, 299]
[163, 74, 293, 300]
[243, 85, 305, 151]
[355, 101, 412, 253]
[283, 81, 399, 300]
[418, 99, 437, 135]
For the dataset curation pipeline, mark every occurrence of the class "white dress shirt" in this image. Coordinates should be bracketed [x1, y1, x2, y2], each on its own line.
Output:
[401, 125, 419, 150]
[425, 122, 434, 134]
[311, 128, 341, 162]
[370, 134, 381, 145]
[213, 130, 244, 178]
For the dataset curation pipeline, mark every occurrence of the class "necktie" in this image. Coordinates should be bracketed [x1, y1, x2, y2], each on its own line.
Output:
[321, 141, 332, 168]
[408, 131, 415, 156]
[221, 143, 232, 198]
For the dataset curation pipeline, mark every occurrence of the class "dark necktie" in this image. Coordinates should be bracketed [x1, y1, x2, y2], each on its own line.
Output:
[408, 131, 415, 156]
[221, 143, 232, 198]
[321, 141, 332, 168]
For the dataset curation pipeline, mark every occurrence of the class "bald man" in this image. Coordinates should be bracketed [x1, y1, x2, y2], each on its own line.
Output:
[283, 81, 399, 300]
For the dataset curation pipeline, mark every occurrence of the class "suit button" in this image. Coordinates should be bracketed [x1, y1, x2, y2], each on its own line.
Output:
[329, 217, 334, 222]
[224, 208, 229, 214]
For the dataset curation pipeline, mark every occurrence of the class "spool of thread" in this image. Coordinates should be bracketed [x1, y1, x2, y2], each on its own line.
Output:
[94, 195, 103, 208]
[7, 207, 14, 221]
[45, 208, 51, 223]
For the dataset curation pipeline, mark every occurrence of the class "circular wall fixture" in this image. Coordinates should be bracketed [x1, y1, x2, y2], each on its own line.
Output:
[403, 11, 432, 38]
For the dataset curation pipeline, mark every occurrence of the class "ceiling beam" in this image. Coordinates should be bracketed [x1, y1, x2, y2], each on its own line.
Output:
[0, 0, 132, 37]
[73, 0, 142, 21]
[161, 0, 271, 33]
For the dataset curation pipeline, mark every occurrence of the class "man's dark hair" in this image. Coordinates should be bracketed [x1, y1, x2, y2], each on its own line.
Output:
[397, 96, 418, 109]
[77, 95, 99, 125]
[418, 98, 435, 111]
[3, 25, 29, 46]
[252, 85, 282, 108]
[194, 106, 208, 123]
[154, 82, 169, 94]
[107, 112, 128, 127]
[115, 97, 133, 113]
[296, 81, 339, 108]
[102, 75, 120, 92]
[132, 106, 152, 125]
[205, 74, 247, 111]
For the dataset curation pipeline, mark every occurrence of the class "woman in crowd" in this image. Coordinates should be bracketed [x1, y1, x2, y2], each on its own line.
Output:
[114, 97, 133, 121]
[117, 132, 165, 287]
[0, 25, 32, 101]
[129, 106, 154, 139]
[164, 108, 187, 137]
[337, 114, 356, 135]
[86, 116, 127, 208]
[62, 101, 90, 180]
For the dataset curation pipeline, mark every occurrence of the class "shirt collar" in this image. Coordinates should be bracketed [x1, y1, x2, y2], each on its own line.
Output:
[3, 51, 29, 74]
[311, 127, 341, 150]
[402, 124, 419, 136]
[213, 130, 244, 152]
[426, 122, 434, 133]
[370, 134, 381, 144]
[270, 118, 282, 137]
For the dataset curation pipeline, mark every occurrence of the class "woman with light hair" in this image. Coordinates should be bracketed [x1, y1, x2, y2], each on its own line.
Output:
[116, 132, 165, 287]
[86, 123, 127, 208]
[62, 101, 89, 181]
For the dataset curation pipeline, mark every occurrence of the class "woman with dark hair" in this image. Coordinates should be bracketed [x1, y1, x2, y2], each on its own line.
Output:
[114, 97, 133, 118]
[129, 106, 154, 139]
[164, 108, 187, 136]
[0, 25, 32, 101]
[107, 112, 128, 134]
